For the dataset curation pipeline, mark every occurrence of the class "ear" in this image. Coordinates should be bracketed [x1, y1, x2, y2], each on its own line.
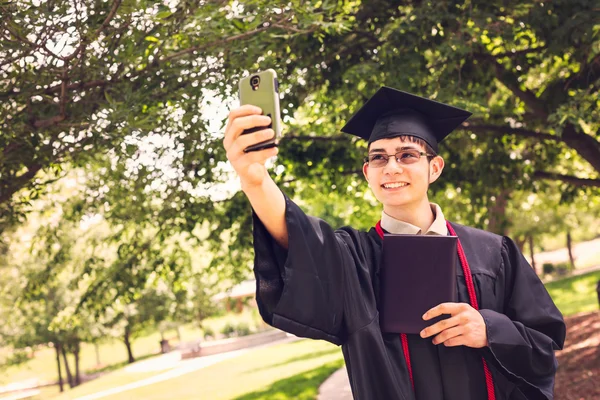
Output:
[429, 156, 445, 184]
[362, 162, 369, 183]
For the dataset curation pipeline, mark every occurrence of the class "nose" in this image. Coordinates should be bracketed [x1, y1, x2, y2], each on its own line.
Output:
[383, 157, 404, 174]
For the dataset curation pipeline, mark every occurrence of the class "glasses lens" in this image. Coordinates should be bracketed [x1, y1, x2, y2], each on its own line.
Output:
[397, 149, 421, 164]
[368, 154, 389, 168]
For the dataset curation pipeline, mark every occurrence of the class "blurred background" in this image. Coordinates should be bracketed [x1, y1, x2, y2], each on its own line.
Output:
[0, 0, 599, 399]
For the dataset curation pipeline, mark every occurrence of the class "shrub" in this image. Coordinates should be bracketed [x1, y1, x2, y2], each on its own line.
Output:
[203, 326, 214, 340]
[543, 263, 555, 274]
[236, 322, 251, 337]
[221, 322, 236, 338]
[555, 263, 570, 276]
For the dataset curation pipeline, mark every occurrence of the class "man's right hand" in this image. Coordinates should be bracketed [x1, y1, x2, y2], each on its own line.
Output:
[223, 105, 278, 190]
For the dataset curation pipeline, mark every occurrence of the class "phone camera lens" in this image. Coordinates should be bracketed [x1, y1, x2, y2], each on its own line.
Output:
[250, 75, 260, 90]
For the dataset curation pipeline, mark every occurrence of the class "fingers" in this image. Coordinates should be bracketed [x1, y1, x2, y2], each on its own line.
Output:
[420, 315, 462, 338]
[439, 335, 468, 347]
[235, 146, 279, 169]
[228, 104, 262, 122]
[223, 107, 271, 149]
[432, 326, 463, 345]
[227, 129, 276, 161]
[423, 302, 469, 320]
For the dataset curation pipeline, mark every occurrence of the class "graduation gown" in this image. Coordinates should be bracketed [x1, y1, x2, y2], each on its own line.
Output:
[252, 195, 566, 400]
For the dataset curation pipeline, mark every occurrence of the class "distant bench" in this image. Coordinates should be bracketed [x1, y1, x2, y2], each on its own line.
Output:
[180, 329, 288, 359]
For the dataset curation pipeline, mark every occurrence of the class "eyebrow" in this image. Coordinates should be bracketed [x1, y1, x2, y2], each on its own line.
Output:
[369, 145, 419, 154]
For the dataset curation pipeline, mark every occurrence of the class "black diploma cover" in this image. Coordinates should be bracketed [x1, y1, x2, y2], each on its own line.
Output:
[379, 234, 458, 334]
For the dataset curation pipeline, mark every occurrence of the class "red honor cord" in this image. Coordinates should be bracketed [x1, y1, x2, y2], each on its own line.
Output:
[375, 220, 496, 399]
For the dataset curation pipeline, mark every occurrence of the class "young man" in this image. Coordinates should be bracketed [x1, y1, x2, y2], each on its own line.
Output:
[223, 86, 566, 400]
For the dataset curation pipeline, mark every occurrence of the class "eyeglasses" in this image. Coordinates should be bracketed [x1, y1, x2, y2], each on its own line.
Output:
[364, 149, 435, 168]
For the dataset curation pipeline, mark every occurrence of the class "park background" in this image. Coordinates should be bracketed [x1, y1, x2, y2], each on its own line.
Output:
[1, 0, 599, 399]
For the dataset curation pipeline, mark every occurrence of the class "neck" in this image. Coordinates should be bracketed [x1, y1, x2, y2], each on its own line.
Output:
[383, 197, 435, 233]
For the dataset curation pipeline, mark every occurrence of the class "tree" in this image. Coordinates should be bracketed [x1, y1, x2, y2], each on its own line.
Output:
[2, 0, 598, 285]
[0, 0, 347, 233]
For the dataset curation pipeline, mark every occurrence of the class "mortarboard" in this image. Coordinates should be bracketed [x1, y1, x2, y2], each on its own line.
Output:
[341, 86, 472, 153]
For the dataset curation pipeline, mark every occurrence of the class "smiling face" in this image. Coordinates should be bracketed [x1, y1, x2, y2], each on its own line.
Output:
[362, 135, 444, 211]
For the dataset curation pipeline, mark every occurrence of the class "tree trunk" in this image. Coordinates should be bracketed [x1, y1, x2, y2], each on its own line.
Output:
[124, 324, 135, 364]
[567, 231, 576, 270]
[487, 190, 511, 235]
[55, 342, 64, 392]
[61, 346, 74, 388]
[176, 325, 182, 342]
[95, 342, 101, 366]
[528, 235, 537, 275]
[74, 340, 81, 386]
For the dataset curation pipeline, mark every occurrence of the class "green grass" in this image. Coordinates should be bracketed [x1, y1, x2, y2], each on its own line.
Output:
[233, 359, 344, 400]
[49, 371, 160, 399]
[91, 339, 343, 400]
[546, 270, 600, 316]
[5, 269, 598, 399]
[1, 310, 266, 393]
[0, 324, 203, 386]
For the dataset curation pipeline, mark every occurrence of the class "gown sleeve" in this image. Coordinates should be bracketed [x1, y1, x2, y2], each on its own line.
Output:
[252, 192, 375, 346]
[479, 236, 567, 399]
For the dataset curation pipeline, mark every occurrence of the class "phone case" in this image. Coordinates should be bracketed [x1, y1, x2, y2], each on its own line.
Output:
[238, 69, 281, 152]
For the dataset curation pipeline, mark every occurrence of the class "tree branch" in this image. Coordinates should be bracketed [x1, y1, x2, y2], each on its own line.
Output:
[560, 123, 600, 173]
[280, 169, 361, 184]
[564, 52, 600, 91]
[462, 122, 565, 143]
[160, 18, 284, 63]
[282, 135, 351, 142]
[41, 80, 109, 97]
[492, 61, 548, 119]
[20, 16, 295, 99]
[33, 114, 66, 129]
[0, 164, 43, 204]
[533, 171, 600, 188]
[95, 0, 122, 36]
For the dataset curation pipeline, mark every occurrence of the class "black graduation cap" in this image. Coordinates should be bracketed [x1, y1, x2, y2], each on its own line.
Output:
[341, 86, 472, 153]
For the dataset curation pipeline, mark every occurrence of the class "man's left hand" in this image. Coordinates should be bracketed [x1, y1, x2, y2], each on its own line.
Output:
[420, 303, 488, 348]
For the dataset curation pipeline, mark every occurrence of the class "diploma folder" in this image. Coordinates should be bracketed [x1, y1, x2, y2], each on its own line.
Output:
[379, 234, 458, 334]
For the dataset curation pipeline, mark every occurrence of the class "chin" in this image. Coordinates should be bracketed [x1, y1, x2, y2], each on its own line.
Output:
[385, 199, 416, 209]
[376, 193, 415, 208]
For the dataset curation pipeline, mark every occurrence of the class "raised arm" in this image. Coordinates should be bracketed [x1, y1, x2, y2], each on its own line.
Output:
[223, 105, 288, 248]
[223, 106, 378, 345]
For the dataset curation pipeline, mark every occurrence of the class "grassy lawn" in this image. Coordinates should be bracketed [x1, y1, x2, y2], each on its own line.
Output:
[546, 270, 600, 317]
[4, 270, 598, 400]
[233, 359, 344, 400]
[0, 324, 203, 387]
[1, 310, 264, 393]
[78, 339, 343, 400]
[48, 371, 161, 399]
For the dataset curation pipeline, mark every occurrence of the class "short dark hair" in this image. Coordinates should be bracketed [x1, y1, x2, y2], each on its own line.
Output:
[368, 135, 437, 160]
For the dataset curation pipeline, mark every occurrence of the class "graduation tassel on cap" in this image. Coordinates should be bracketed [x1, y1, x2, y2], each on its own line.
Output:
[375, 221, 496, 400]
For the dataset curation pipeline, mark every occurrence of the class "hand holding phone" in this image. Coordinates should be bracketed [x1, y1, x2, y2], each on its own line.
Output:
[238, 69, 282, 152]
[223, 105, 279, 189]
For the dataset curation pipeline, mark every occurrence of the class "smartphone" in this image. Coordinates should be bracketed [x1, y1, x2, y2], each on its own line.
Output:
[238, 69, 282, 152]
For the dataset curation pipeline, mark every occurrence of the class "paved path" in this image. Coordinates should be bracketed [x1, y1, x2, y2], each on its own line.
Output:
[76, 336, 297, 400]
[317, 367, 353, 400]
